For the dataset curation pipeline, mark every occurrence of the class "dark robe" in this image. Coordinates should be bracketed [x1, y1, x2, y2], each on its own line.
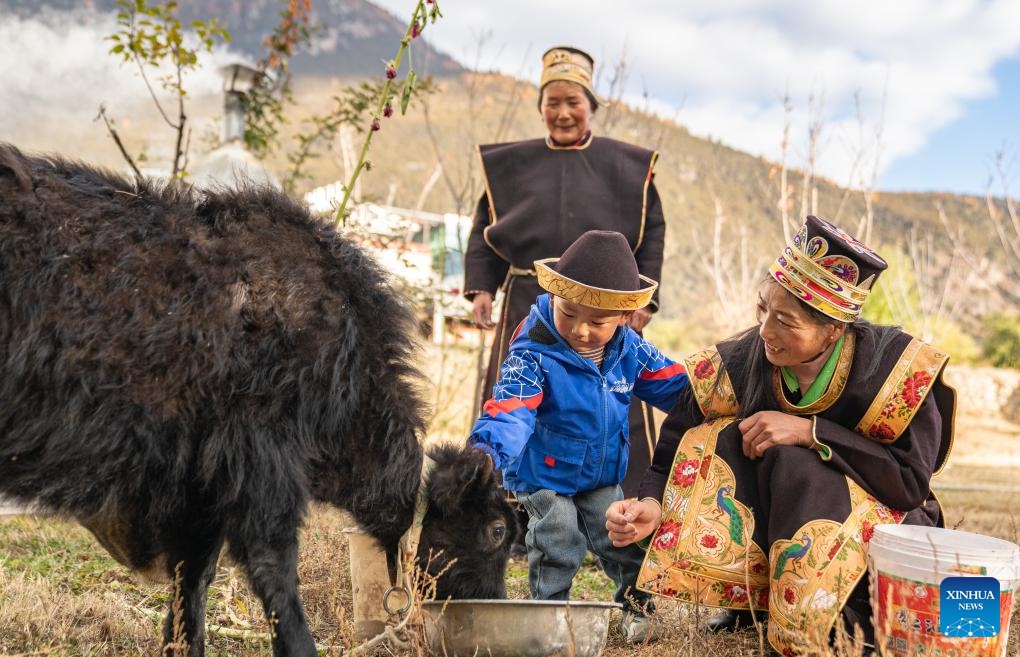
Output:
[464, 134, 666, 496]
[636, 324, 956, 655]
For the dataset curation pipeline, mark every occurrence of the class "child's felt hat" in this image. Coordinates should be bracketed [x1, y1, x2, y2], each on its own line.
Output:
[534, 230, 658, 311]
[769, 215, 888, 322]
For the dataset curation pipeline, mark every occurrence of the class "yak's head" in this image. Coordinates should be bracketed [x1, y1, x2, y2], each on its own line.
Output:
[415, 444, 520, 600]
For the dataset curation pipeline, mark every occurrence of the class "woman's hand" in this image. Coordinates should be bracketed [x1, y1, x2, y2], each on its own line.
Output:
[606, 498, 662, 547]
[738, 411, 814, 459]
[628, 307, 653, 332]
[471, 292, 495, 329]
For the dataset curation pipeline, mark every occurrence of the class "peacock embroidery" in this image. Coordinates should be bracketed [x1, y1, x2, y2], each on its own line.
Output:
[773, 532, 813, 579]
[715, 485, 745, 547]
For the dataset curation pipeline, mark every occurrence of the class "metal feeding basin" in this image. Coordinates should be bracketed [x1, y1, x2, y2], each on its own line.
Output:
[422, 599, 620, 657]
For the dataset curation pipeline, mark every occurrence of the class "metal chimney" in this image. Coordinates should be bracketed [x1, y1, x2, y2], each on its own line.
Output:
[191, 61, 281, 190]
[218, 61, 261, 144]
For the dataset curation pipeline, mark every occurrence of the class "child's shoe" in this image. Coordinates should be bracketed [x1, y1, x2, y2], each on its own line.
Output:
[621, 611, 664, 644]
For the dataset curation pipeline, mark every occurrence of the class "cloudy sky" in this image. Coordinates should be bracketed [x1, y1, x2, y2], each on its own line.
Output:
[376, 0, 1020, 196]
[2, 1, 1016, 197]
[0, 10, 235, 165]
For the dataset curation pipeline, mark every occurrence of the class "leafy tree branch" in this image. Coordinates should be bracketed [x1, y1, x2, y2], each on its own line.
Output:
[332, 0, 443, 225]
[105, 0, 229, 178]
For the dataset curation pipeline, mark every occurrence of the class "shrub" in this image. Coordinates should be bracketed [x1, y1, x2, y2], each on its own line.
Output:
[980, 312, 1020, 368]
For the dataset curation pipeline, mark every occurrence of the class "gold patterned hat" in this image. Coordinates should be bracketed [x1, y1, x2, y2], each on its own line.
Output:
[769, 215, 888, 322]
[535, 230, 658, 311]
[540, 46, 596, 98]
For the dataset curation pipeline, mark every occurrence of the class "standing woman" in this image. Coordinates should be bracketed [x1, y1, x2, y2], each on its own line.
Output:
[464, 46, 666, 499]
[606, 216, 956, 654]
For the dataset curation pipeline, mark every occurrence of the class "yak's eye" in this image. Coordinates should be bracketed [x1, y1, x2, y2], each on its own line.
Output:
[488, 520, 507, 544]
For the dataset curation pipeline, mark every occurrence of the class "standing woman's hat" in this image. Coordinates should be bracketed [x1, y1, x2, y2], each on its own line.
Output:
[769, 215, 888, 322]
[535, 230, 658, 311]
[540, 46, 597, 99]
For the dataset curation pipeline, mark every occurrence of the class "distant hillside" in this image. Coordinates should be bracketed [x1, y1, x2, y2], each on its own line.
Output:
[2, 0, 465, 78]
[257, 72, 1013, 345]
[2, 0, 1013, 351]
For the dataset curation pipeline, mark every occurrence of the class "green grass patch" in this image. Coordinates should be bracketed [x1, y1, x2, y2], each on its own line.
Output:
[503, 552, 618, 601]
[0, 516, 125, 592]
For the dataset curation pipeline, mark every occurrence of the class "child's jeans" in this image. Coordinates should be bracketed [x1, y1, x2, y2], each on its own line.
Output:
[515, 485, 654, 615]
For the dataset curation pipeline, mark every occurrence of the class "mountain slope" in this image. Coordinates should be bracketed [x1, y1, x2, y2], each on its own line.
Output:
[2, 0, 1013, 343]
[2, 0, 464, 78]
[267, 72, 1011, 338]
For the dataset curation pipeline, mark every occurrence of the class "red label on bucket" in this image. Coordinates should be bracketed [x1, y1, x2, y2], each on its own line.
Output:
[873, 572, 1014, 657]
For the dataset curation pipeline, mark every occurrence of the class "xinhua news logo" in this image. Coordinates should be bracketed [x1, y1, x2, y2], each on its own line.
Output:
[940, 576, 1000, 637]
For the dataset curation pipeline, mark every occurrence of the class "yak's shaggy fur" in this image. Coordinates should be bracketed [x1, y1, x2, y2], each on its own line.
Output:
[0, 144, 517, 657]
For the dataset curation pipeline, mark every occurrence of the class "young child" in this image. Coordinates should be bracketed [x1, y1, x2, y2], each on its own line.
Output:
[468, 230, 689, 644]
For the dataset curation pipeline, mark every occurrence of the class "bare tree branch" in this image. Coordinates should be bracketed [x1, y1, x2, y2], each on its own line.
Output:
[690, 183, 765, 334]
[798, 89, 826, 220]
[595, 41, 630, 137]
[130, 49, 178, 130]
[779, 86, 794, 242]
[171, 55, 187, 176]
[96, 105, 143, 182]
[985, 165, 1020, 272]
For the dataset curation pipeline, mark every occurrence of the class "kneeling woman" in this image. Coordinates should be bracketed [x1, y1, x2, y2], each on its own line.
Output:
[606, 216, 955, 654]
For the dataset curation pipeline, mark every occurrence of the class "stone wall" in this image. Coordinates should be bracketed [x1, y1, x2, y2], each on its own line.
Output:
[943, 365, 1020, 423]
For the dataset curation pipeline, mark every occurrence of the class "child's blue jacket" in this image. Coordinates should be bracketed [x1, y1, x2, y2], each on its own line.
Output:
[469, 294, 689, 494]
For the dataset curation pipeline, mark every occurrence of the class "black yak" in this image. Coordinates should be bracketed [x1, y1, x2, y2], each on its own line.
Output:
[0, 143, 518, 657]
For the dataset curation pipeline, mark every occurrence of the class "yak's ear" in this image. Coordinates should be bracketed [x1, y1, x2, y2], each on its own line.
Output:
[426, 446, 493, 513]
[479, 451, 494, 481]
[0, 145, 32, 192]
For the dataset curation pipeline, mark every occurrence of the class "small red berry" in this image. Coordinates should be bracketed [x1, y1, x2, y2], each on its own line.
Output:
[385, 64, 396, 79]
[383, 103, 394, 118]
[411, 22, 421, 38]
[371, 118, 381, 131]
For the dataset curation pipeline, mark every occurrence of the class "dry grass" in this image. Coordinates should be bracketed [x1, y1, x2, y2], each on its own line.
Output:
[2, 341, 1019, 656]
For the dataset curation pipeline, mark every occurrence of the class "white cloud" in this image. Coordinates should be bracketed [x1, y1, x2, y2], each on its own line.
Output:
[0, 10, 242, 157]
[5, 1, 1017, 191]
[381, 0, 1020, 188]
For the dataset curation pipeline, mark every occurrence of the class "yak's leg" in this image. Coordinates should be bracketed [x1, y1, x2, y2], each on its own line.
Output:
[227, 525, 316, 657]
[162, 529, 226, 657]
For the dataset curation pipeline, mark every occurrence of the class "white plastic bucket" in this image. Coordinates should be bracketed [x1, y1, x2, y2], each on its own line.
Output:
[868, 524, 1020, 657]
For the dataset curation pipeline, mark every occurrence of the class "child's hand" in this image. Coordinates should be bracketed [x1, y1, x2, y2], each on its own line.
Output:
[605, 498, 661, 547]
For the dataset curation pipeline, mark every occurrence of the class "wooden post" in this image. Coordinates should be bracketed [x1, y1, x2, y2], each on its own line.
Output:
[342, 524, 392, 641]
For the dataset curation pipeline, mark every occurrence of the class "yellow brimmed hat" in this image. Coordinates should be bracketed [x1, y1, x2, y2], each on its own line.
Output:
[540, 46, 596, 98]
[769, 215, 888, 322]
[535, 230, 657, 311]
